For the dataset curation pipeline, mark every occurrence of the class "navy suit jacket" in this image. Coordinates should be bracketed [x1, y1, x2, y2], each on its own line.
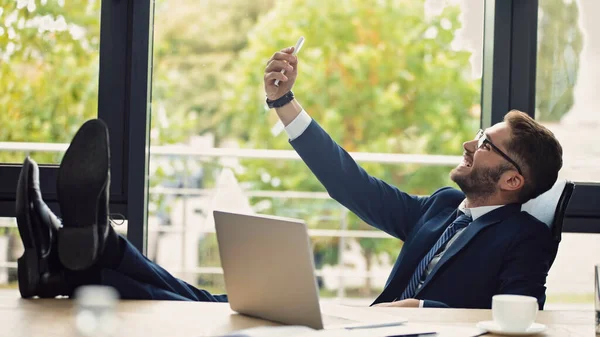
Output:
[290, 120, 558, 309]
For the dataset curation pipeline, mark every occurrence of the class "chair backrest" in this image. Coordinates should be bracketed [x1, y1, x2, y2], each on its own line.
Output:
[521, 180, 575, 242]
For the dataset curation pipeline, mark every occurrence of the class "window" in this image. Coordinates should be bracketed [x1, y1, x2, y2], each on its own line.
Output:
[536, 0, 600, 310]
[0, 0, 101, 165]
[0, 0, 102, 284]
[0, 0, 151, 284]
[536, 0, 600, 183]
[148, 0, 483, 301]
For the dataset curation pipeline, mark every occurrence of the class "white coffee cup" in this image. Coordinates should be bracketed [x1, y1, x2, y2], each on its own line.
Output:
[492, 294, 538, 332]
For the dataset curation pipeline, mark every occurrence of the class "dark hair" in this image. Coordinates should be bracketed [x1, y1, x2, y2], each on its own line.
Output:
[503, 110, 563, 203]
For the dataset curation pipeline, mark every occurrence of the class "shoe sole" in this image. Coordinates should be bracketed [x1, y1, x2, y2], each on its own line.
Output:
[17, 251, 39, 298]
[57, 120, 110, 271]
[16, 158, 38, 298]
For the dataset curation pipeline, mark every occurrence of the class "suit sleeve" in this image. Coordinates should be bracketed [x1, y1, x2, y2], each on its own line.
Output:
[496, 224, 556, 310]
[422, 300, 450, 308]
[289, 120, 428, 241]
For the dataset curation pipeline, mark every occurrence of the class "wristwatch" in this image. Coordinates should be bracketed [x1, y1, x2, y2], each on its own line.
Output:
[266, 91, 294, 109]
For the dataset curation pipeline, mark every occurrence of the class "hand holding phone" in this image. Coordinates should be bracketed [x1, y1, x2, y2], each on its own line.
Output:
[264, 37, 305, 136]
[274, 36, 305, 87]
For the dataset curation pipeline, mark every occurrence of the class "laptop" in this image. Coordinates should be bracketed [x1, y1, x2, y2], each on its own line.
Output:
[213, 210, 407, 330]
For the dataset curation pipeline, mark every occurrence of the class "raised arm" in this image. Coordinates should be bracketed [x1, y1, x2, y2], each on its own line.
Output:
[263, 47, 428, 240]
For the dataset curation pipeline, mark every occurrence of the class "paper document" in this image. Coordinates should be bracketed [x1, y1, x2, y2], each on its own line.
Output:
[222, 323, 486, 337]
[222, 325, 315, 337]
[320, 302, 407, 326]
[221, 324, 434, 337]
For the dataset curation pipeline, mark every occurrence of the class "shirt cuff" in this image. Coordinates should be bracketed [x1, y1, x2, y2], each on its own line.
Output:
[419, 300, 424, 308]
[284, 109, 312, 141]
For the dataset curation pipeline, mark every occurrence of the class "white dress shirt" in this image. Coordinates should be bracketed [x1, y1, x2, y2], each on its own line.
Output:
[284, 109, 312, 141]
[283, 110, 504, 307]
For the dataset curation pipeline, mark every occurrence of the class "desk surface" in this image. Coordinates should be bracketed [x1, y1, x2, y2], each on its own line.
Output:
[0, 290, 593, 337]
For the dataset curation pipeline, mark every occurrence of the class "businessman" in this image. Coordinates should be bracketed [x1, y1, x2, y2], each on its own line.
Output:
[17, 46, 562, 309]
[264, 47, 562, 309]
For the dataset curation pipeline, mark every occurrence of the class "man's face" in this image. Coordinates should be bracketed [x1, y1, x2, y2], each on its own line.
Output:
[450, 122, 517, 198]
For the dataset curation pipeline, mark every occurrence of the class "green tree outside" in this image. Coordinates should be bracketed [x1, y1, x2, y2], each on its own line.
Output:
[0, 0, 100, 164]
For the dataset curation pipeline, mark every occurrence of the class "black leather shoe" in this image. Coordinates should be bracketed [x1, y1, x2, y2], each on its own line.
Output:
[57, 119, 111, 271]
[16, 157, 71, 298]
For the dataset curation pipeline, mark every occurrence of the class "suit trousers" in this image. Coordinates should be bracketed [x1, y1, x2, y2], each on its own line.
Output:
[98, 236, 228, 302]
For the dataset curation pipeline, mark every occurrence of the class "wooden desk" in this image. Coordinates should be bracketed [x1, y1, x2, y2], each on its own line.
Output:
[0, 290, 593, 337]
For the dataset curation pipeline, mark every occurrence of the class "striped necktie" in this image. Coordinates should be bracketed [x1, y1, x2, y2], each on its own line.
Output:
[398, 213, 472, 300]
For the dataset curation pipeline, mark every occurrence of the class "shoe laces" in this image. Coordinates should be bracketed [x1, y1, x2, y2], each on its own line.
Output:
[109, 213, 126, 226]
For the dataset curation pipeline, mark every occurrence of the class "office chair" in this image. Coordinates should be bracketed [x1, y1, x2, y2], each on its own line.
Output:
[521, 180, 575, 243]
[550, 181, 575, 242]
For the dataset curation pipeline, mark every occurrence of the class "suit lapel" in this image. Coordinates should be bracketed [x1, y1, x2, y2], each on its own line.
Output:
[414, 203, 521, 297]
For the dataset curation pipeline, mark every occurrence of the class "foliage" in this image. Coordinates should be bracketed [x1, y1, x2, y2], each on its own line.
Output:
[151, 0, 275, 145]
[0, 0, 100, 164]
[222, 0, 479, 189]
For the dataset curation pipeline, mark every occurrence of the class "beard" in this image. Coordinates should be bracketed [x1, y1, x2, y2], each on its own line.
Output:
[450, 164, 511, 200]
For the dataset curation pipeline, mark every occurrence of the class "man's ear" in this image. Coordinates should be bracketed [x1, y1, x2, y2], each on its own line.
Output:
[500, 171, 524, 192]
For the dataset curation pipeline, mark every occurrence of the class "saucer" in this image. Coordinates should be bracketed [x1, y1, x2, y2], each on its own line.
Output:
[476, 321, 546, 336]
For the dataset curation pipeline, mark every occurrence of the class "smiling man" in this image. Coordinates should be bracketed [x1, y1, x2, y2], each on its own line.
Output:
[263, 46, 563, 309]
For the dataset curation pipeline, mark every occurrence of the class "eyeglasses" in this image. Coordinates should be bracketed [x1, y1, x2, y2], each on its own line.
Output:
[475, 129, 523, 175]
